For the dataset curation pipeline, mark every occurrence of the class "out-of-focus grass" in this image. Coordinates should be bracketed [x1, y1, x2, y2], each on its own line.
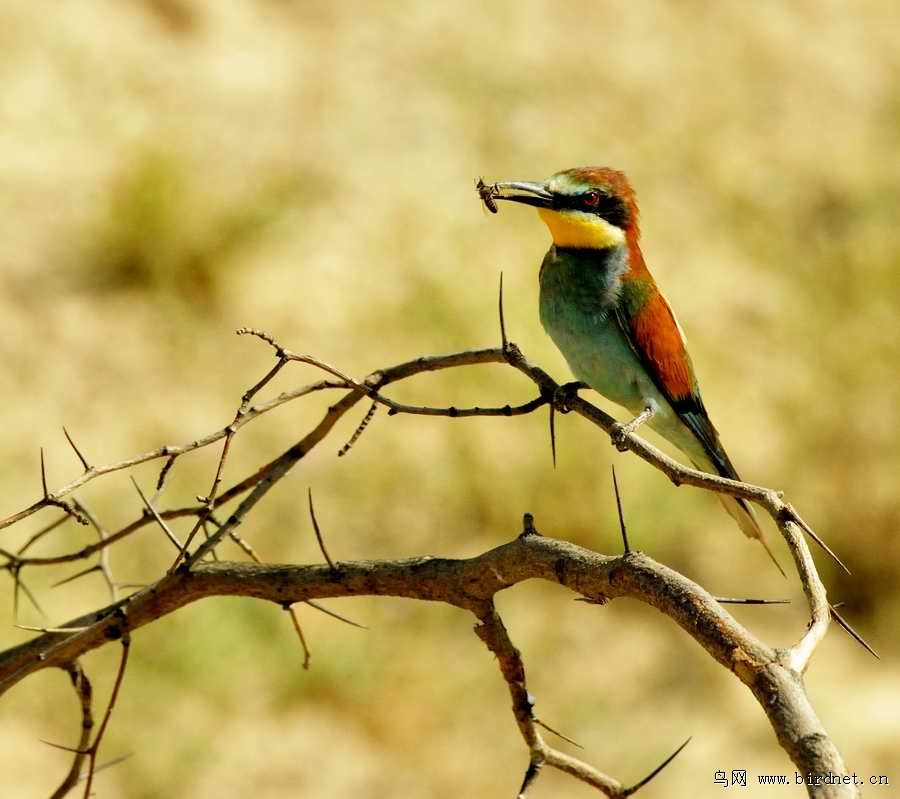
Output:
[75, 149, 310, 309]
[1, 2, 898, 797]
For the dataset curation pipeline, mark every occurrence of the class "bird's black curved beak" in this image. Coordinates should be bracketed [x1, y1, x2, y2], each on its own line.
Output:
[479, 180, 554, 211]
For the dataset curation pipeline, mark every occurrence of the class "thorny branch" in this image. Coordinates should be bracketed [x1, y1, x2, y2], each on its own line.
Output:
[44, 636, 131, 799]
[473, 592, 690, 797]
[0, 327, 871, 797]
[48, 662, 92, 799]
[0, 532, 858, 797]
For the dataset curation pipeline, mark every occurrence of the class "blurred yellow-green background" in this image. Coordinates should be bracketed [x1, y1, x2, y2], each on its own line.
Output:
[2, 2, 898, 796]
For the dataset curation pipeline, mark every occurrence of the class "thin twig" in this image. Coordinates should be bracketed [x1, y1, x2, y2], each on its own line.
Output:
[285, 606, 311, 669]
[16, 624, 92, 634]
[236, 326, 281, 351]
[0, 380, 346, 533]
[170, 518, 207, 572]
[204, 429, 235, 509]
[155, 454, 177, 491]
[385, 396, 546, 419]
[82, 632, 130, 799]
[172, 426, 241, 570]
[240, 355, 290, 409]
[7, 505, 212, 569]
[49, 662, 92, 799]
[2, 347, 505, 540]
[1, 341, 847, 589]
[338, 401, 377, 456]
[227, 530, 259, 561]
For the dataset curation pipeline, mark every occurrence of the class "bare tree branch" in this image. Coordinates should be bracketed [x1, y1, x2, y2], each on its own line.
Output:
[338, 401, 378, 455]
[48, 662, 92, 799]
[81, 633, 130, 799]
[0, 334, 870, 797]
[0, 533, 857, 795]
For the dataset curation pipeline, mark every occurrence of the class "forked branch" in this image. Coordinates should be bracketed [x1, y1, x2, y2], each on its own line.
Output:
[0, 327, 867, 798]
[0, 530, 855, 797]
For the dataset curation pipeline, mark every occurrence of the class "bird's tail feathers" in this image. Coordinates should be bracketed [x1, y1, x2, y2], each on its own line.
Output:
[719, 494, 786, 577]
[691, 459, 787, 578]
[719, 493, 761, 540]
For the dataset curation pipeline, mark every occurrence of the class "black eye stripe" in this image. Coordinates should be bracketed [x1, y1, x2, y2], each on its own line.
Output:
[554, 192, 628, 227]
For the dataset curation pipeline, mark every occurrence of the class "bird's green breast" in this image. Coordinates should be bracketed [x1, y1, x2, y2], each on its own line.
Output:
[539, 246, 650, 412]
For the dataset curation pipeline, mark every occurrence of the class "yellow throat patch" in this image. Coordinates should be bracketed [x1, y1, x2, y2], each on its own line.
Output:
[537, 208, 626, 249]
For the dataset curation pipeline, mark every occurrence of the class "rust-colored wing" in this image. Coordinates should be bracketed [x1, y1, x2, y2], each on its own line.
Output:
[614, 279, 739, 481]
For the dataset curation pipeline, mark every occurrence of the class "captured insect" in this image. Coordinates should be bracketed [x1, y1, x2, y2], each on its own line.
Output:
[476, 177, 499, 214]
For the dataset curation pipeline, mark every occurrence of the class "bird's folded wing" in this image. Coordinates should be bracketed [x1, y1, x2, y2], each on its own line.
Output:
[613, 280, 739, 480]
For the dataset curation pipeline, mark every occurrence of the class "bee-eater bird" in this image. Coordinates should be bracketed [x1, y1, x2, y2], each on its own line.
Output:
[480, 167, 781, 571]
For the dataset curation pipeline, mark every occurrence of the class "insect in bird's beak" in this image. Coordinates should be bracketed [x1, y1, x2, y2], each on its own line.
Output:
[476, 177, 499, 214]
[476, 178, 555, 211]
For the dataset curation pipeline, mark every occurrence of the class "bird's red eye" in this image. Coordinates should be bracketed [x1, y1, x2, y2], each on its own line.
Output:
[583, 191, 600, 208]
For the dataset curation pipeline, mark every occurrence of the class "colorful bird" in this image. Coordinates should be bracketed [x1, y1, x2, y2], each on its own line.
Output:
[480, 167, 781, 572]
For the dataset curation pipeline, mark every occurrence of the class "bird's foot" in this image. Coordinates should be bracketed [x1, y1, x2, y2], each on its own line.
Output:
[551, 381, 589, 414]
[609, 423, 630, 451]
[610, 406, 655, 452]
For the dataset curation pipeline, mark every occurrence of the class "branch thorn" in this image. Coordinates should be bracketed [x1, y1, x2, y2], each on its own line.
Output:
[130, 478, 184, 553]
[784, 504, 850, 575]
[520, 513, 539, 537]
[304, 599, 368, 629]
[623, 736, 692, 796]
[51, 564, 103, 589]
[714, 596, 790, 605]
[63, 427, 90, 471]
[517, 756, 543, 798]
[308, 488, 336, 570]
[829, 603, 879, 659]
[498, 271, 508, 351]
[40, 447, 48, 499]
[549, 403, 558, 469]
[534, 717, 583, 749]
[611, 465, 630, 555]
